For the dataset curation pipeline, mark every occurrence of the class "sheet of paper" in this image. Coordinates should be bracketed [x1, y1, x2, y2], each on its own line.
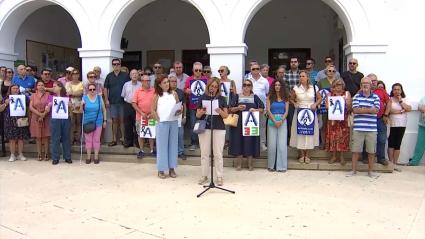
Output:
[202, 99, 219, 115]
[169, 102, 182, 118]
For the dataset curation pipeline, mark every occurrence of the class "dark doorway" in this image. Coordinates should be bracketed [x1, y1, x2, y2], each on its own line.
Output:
[182, 49, 209, 75]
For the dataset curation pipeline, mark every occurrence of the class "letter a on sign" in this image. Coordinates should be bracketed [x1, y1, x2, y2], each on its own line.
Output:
[9, 95, 26, 117]
[242, 111, 260, 136]
[140, 118, 156, 139]
[52, 97, 69, 119]
[328, 96, 345, 121]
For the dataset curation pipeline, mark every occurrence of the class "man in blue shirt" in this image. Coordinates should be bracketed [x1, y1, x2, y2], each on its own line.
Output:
[12, 65, 35, 96]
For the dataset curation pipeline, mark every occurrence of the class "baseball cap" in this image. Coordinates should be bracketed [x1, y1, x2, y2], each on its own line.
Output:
[66, 66, 74, 72]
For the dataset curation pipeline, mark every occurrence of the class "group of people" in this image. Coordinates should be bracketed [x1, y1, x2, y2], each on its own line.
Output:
[0, 56, 424, 185]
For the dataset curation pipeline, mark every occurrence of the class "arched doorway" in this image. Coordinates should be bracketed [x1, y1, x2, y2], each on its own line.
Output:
[244, 0, 347, 75]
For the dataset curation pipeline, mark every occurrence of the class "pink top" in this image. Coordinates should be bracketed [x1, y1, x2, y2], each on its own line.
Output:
[132, 87, 155, 120]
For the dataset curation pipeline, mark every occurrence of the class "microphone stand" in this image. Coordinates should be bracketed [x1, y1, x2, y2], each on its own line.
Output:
[197, 92, 235, 198]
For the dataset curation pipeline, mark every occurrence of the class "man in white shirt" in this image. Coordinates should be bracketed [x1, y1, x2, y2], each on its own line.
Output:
[121, 69, 142, 148]
[248, 63, 269, 151]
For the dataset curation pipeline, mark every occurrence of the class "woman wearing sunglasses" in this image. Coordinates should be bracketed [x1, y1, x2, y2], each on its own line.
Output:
[81, 74, 107, 164]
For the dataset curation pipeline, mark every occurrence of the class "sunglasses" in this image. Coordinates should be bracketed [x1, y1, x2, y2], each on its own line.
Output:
[6, 71, 13, 74]
[290, 61, 298, 63]
[349, 62, 357, 65]
[306, 62, 313, 65]
[88, 75, 96, 79]
[277, 71, 284, 74]
[243, 83, 252, 87]
[251, 68, 260, 71]
[194, 69, 202, 72]
[325, 60, 333, 63]
[203, 70, 211, 74]
[154, 66, 161, 69]
[25, 68, 32, 71]
[88, 88, 96, 91]
[112, 63, 121, 66]
[327, 70, 336, 73]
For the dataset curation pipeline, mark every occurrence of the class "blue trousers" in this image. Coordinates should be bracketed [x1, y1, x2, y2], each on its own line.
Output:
[376, 118, 387, 162]
[50, 118, 72, 161]
[189, 109, 199, 145]
[267, 120, 288, 170]
[178, 126, 184, 155]
[156, 121, 178, 171]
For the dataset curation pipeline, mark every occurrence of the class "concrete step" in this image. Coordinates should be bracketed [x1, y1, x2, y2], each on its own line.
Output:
[6, 143, 394, 173]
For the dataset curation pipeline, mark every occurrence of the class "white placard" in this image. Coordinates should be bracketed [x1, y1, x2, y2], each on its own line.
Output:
[139, 118, 157, 139]
[9, 95, 26, 117]
[328, 96, 345, 121]
[52, 97, 69, 119]
[202, 99, 219, 115]
[221, 82, 231, 104]
[242, 111, 260, 136]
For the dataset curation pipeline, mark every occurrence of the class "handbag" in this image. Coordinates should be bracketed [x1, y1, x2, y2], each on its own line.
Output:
[83, 95, 100, 133]
[193, 119, 207, 134]
[223, 113, 238, 127]
[16, 117, 29, 127]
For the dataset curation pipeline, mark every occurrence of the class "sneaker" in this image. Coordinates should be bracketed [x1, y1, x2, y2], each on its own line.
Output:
[198, 176, 208, 185]
[65, 159, 73, 164]
[8, 154, 16, 162]
[52, 160, 59, 165]
[346, 170, 357, 177]
[260, 143, 267, 152]
[188, 145, 197, 151]
[368, 172, 379, 178]
[137, 151, 144, 159]
[151, 149, 156, 156]
[18, 154, 27, 161]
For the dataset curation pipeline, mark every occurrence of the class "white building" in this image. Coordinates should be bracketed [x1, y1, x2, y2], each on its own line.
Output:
[0, 0, 424, 163]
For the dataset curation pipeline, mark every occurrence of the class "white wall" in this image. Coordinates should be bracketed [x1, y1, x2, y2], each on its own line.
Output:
[122, 0, 209, 67]
[245, 0, 345, 70]
[14, 5, 81, 65]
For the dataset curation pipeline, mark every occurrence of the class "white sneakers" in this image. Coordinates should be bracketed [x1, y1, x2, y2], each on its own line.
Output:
[260, 143, 267, 152]
[8, 154, 27, 162]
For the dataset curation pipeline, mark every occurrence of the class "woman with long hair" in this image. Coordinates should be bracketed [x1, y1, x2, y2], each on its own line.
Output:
[267, 79, 290, 172]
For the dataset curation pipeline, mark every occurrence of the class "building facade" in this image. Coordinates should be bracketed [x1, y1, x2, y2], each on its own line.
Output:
[0, 0, 424, 163]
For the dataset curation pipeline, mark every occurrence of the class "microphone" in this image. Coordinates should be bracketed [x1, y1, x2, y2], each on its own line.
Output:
[209, 90, 215, 97]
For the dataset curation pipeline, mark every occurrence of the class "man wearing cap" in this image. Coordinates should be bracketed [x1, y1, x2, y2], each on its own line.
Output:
[58, 66, 74, 86]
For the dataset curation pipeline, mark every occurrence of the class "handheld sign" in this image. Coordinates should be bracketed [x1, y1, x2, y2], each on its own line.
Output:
[242, 111, 260, 136]
[9, 95, 26, 117]
[318, 89, 330, 114]
[52, 97, 69, 119]
[328, 96, 345, 121]
[220, 82, 231, 104]
[297, 108, 315, 135]
[140, 118, 157, 139]
[190, 79, 207, 105]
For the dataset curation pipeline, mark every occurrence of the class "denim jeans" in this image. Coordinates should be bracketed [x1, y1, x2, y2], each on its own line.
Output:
[50, 118, 72, 161]
[376, 118, 387, 162]
[156, 121, 178, 172]
[178, 126, 184, 155]
[267, 120, 288, 170]
[189, 109, 199, 145]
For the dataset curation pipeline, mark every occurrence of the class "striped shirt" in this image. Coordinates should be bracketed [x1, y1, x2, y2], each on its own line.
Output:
[352, 92, 380, 132]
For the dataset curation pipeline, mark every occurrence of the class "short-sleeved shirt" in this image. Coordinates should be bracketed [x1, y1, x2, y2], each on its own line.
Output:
[12, 75, 35, 96]
[248, 75, 269, 106]
[57, 77, 71, 87]
[284, 69, 300, 90]
[309, 70, 319, 86]
[316, 69, 341, 83]
[389, 97, 410, 127]
[196, 94, 227, 130]
[341, 71, 364, 97]
[132, 87, 155, 120]
[104, 71, 130, 104]
[121, 81, 142, 104]
[372, 88, 389, 118]
[352, 91, 380, 132]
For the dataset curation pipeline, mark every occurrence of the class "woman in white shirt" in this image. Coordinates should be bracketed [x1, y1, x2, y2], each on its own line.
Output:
[385, 83, 412, 167]
[152, 74, 182, 179]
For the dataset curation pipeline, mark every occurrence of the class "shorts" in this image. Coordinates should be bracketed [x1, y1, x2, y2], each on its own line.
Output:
[109, 103, 124, 118]
[351, 130, 377, 153]
[135, 120, 141, 137]
[388, 127, 406, 150]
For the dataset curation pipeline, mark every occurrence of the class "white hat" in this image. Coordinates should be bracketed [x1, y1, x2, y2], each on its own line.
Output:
[66, 66, 74, 72]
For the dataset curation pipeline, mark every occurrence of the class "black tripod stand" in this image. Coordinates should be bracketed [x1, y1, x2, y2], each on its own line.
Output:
[197, 94, 235, 198]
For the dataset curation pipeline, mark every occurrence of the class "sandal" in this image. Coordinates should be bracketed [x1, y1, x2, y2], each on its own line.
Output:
[108, 141, 117, 147]
[158, 171, 166, 179]
[93, 159, 99, 164]
[37, 154, 42, 161]
[298, 157, 304, 163]
[44, 153, 49, 161]
[169, 169, 177, 178]
[86, 158, 91, 164]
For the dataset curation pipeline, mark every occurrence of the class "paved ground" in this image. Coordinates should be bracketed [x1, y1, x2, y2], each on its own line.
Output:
[0, 159, 424, 239]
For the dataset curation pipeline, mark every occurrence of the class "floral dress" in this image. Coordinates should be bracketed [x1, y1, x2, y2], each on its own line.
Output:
[325, 91, 350, 152]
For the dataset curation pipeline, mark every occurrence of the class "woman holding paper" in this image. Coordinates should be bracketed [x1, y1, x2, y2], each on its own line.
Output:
[2, 84, 30, 162]
[228, 79, 264, 171]
[325, 79, 351, 165]
[196, 77, 228, 186]
[289, 71, 321, 164]
[81, 82, 107, 164]
[29, 80, 51, 161]
[266, 79, 290, 172]
[49, 81, 72, 165]
[151, 74, 181, 179]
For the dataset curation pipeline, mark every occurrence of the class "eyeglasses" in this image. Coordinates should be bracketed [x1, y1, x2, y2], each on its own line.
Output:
[243, 83, 252, 87]
[170, 80, 177, 83]
[325, 60, 332, 63]
[175, 66, 182, 69]
[203, 70, 211, 74]
[349, 62, 357, 65]
[88, 88, 96, 91]
[112, 63, 121, 66]
[251, 68, 260, 71]
[218, 69, 225, 73]
[327, 70, 336, 73]
[194, 69, 202, 72]
[306, 62, 313, 65]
